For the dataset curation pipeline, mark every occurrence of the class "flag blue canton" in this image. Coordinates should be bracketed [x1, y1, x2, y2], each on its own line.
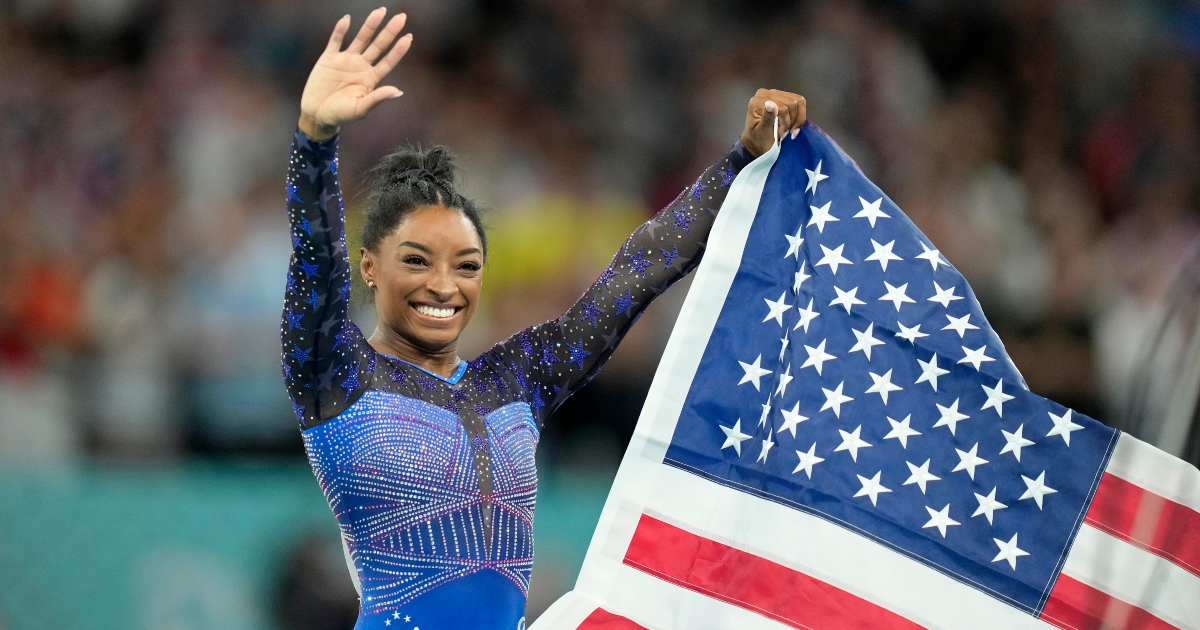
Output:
[663, 125, 1119, 614]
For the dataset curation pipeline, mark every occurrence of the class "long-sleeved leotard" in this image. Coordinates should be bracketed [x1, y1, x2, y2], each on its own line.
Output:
[281, 128, 753, 630]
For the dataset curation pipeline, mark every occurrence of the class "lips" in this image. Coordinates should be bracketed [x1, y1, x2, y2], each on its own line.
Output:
[413, 303, 460, 319]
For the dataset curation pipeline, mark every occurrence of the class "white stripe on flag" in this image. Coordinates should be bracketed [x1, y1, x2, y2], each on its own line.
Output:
[1106, 433, 1200, 513]
[1062, 525, 1200, 628]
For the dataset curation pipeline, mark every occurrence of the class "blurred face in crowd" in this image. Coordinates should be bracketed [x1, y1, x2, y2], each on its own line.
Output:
[361, 205, 483, 354]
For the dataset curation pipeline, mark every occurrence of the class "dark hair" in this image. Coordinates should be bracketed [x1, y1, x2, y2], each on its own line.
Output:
[361, 144, 487, 257]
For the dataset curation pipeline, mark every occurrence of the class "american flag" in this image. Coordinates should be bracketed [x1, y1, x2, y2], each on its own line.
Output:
[531, 123, 1200, 630]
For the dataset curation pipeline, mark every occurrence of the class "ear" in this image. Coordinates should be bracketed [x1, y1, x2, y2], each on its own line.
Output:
[360, 248, 375, 287]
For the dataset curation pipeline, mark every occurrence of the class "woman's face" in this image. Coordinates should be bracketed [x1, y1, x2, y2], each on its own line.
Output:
[361, 204, 483, 353]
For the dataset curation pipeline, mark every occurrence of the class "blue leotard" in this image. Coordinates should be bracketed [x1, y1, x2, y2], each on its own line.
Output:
[281, 129, 752, 629]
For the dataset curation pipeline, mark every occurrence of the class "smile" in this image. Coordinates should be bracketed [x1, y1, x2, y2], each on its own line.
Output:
[413, 303, 460, 319]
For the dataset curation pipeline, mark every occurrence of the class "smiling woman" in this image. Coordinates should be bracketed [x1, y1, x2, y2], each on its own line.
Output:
[280, 7, 804, 630]
[357, 145, 487, 372]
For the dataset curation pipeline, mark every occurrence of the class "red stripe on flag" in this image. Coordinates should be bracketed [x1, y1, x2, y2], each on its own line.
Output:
[622, 513, 925, 629]
[1085, 473, 1200, 579]
[1041, 573, 1177, 630]
[576, 608, 648, 630]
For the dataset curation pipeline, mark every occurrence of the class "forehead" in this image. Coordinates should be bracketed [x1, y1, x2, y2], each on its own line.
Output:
[390, 205, 481, 250]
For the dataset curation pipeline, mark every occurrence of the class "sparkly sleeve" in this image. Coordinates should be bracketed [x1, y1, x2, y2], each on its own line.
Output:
[486, 141, 756, 425]
[281, 129, 373, 430]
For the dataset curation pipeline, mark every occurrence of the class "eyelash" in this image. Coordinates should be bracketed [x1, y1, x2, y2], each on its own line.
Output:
[402, 256, 480, 272]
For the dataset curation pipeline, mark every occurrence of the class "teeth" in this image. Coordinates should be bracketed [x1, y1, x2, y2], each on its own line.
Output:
[415, 304, 456, 318]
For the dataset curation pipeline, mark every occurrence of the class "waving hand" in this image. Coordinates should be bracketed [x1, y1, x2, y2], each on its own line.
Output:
[299, 8, 412, 141]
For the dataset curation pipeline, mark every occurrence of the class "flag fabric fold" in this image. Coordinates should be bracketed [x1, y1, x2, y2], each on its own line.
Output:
[530, 124, 1200, 630]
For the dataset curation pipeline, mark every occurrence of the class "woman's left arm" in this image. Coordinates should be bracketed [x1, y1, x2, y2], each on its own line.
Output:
[500, 89, 805, 423]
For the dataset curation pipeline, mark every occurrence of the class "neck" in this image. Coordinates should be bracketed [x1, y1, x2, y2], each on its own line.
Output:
[367, 328, 460, 378]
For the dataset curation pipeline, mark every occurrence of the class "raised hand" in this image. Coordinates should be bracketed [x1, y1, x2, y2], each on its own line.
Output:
[299, 8, 413, 141]
[741, 89, 806, 158]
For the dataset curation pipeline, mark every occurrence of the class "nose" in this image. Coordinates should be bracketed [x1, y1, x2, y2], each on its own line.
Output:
[425, 268, 458, 301]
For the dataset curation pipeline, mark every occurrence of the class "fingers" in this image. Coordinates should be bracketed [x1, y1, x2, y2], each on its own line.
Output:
[362, 12, 407, 63]
[346, 7, 387, 55]
[325, 15, 351, 53]
[759, 89, 806, 138]
[374, 32, 413, 80]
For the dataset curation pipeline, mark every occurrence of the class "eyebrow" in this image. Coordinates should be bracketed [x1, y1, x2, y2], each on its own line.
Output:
[397, 241, 482, 257]
[397, 241, 432, 253]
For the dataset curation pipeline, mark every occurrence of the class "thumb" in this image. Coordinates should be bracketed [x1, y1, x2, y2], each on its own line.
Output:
[759, 100, 778, 129]
[359, 86, 404, 116]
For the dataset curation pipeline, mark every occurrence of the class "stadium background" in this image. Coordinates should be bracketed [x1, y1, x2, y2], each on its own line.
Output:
[2, 0, 1200, 627]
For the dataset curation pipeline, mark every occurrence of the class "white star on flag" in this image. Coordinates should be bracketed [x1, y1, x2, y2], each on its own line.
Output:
[807, 201, 838, 233]
[821, 381, 853, 418]
[762, 292, 791, 326]
[865, 239, 901, 270]
[928, 282, 964, 308]
[916, 241, 948, 270]
[933, 398, 970, 435]
[981, 378, 1015, 416]
[922, 504, 960, 538]
[835, 426, 872, 462]
[865, 369, 902, 405]
[895, 322, 929, 344]
[778, 402, 808, 438]
[719, 419, 751, 455]
[792, 443, 824, 478]
[774, 364, 794, 398]
[1000, 424, 1036, 462]
[801, 339, 836, 375]
[805, 159, 828, 194]
[972, 487, 1008, 524]
[815, 243, 852, 275]
[992, 533, 1029, 570]
[903, 459, 941, 494]
[793, 262, 811, 295]
[952, 443, 988, 480]
[879, 281, 916, 311]
[915, 353, 950, 392]
[758, 401, 772, 428]
[737, 355, 772, 390]
[757, 431, 775, 463]
[1047, 409, 1083, 446]
[943, 313, 979, 338]
[854, 196, 889, 227]
[848, 323, 885, 360]
[1019, 471, 1057, 509]
[829, 285, 865, 314]
[883, 415, 921, 448]
[783, 228, 804, 259]
[959, 345, 995, 371]
[793, 297, 819, 332]
[778, 336, 789, 361]
[853, 471, 891, 506]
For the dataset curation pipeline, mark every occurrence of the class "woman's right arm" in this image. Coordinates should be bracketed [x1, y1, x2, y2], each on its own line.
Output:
[281, 8, 413, 429]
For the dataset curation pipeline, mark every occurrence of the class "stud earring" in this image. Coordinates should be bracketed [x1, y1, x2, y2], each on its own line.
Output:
[367, 280, 375, 288]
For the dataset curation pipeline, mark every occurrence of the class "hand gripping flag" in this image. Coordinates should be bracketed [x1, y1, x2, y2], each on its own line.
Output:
[530, 123, 1200, 630]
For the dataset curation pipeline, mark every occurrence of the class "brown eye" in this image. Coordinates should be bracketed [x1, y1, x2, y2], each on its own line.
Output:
[459, 262, 481, 272]
[403, 255, 428, 266]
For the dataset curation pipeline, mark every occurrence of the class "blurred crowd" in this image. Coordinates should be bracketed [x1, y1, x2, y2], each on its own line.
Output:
[3, 0, 1200, 465]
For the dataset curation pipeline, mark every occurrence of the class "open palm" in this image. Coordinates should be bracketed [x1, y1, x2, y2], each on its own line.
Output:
[300, 8, 412, 140]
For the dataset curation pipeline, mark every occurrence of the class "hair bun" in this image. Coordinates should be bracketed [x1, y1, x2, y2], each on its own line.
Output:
[373, 144, 458, 191]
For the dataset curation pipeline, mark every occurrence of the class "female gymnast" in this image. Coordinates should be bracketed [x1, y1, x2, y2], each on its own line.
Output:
[282, 8, 805, 629]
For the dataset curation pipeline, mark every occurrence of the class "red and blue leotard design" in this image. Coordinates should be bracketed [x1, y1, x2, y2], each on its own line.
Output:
[281, 129, 752, 629]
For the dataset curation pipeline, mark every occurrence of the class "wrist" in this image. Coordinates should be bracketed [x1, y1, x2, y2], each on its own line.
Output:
[298, 113, 339, 142]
